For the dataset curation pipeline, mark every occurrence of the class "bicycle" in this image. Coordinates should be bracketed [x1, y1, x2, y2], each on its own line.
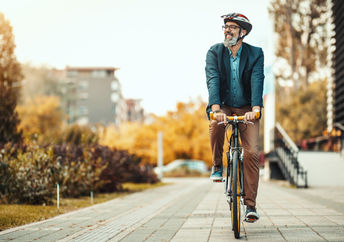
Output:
[209, 111, 260, 239]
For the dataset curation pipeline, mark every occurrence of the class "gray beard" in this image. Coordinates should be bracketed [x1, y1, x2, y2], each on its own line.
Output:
[224, 36, 238, 47]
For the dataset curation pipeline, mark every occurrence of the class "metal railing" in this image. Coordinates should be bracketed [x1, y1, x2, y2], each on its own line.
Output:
[334, 122, 344, 157]
[274, 123, 308, 188]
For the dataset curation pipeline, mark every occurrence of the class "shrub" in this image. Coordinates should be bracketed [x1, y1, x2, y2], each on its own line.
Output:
[52, 144, 107, 197]
[98, 148, 158, 193]
[0, 142, 158, 204]
[55, 125, 98, 146]
[0, 144, 57, 204]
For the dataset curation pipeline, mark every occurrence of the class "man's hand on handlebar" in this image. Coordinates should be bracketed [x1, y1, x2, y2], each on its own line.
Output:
[244, 106, 261, 122]
[244, 111, 258, 122]
[214, 112, 227, 124]
[211, 105, 227, 124]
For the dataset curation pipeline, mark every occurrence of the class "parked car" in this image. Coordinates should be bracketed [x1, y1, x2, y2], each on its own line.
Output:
[154, 159, 208, 175]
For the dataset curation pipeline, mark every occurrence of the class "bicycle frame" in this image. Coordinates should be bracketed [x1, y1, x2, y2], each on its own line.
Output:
[209, 111, 259, 239]
[225, 122, 245, 201]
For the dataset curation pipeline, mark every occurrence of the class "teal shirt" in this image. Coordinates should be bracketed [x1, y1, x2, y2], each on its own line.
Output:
[228, 46, 249, 107]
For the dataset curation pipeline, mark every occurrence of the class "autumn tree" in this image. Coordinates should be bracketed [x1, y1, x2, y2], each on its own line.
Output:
[20, 63, 62, 104]
[269, 0, 330, 144]
[99, 100, 213, 167]
[16, 96, 66, 142]
[0, 13, 23, 144]
[269, 0, 328, 94]
[162, 101, 211, 162]
[277, 80, 327, 143]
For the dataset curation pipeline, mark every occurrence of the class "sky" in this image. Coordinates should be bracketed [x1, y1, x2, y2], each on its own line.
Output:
[1, 0, 274, 115]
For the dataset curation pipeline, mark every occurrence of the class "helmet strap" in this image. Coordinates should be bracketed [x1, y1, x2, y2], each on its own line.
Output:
[237, 28, 245, 41]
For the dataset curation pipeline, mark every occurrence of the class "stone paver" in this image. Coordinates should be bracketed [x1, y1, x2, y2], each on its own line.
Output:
[0, 177, 344, 241]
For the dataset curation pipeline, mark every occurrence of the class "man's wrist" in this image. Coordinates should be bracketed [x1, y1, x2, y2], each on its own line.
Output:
[252, 106, 260, 112]
[213, 110, 223, 113]
[211, 104, 221, 112]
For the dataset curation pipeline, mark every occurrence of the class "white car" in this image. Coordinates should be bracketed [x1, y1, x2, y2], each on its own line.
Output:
[154, 159, 208, 174]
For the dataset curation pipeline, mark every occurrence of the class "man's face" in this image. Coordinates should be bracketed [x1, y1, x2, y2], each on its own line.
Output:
[224, 21, 241, 40]
[223, 21, 247, 47]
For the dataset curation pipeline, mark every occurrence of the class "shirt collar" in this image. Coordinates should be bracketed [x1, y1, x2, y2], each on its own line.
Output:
[228, 45, 243, 58]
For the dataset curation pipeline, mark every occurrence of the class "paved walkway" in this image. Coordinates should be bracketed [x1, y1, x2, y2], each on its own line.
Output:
[0, 178, 344, 241]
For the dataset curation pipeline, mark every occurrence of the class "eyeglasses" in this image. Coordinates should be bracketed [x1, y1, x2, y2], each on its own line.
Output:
[222, 25, 241, 31]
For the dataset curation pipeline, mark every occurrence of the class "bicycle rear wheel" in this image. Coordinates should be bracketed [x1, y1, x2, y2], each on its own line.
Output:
[231, 150, 241, 239]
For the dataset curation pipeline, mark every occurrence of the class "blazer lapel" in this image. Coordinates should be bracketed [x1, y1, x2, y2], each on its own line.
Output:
[223, 47, 231, 82]
[239, 44, 248, 81]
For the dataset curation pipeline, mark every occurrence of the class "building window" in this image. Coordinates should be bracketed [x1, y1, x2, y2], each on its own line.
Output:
[78, 80, 88, 90]
[111, 81, 119, 91]
[78, 92, 88, 100]
[67, 70, 78, 77]
[111, 92, 119, 103]
[79, 105, 88, 115]
[92, 70, 106, 78]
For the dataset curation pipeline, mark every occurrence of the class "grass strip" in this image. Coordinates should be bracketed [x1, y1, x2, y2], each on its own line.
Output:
[0, 182, 168, 231]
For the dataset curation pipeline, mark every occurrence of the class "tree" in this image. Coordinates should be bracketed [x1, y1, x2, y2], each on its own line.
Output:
[0, 13, 23, 144]
[16, 96, 65, 142]
[20, 63, 62, 104]
[99, 99, 213, 166]
[269, 0, 328, 94]
[269, 0, 329, 144]
[276, 80, 327, 143]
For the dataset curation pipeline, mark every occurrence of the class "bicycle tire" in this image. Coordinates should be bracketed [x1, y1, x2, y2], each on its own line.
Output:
[231, 150, 241, 239]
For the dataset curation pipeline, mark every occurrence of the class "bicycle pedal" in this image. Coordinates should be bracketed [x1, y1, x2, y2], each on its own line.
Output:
[212, 179, 225, 183]
[244, 218, 257, 223]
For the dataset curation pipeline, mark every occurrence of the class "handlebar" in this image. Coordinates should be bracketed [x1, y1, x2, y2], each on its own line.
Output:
[209, 111, 260, 123]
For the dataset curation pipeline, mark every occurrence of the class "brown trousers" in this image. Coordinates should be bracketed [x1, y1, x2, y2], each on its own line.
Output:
[209, 105, 259, 207]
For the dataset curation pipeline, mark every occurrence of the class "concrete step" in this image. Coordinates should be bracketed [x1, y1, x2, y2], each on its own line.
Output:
[298, 151, 344, 186]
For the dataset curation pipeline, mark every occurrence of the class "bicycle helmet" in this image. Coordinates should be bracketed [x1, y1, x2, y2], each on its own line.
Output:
[221, 13, 252, 35]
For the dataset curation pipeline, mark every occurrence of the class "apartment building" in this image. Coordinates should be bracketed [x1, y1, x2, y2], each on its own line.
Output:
[126, 98, 144, 123]
[60, 66, 125, 125]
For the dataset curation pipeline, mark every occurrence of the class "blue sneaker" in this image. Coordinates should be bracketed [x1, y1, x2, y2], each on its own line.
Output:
[210, 166, 223, 181]
[245, 206, 259, 223]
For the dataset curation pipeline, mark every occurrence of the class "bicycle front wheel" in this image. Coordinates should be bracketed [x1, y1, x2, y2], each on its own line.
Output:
[231, 150, 241, 239]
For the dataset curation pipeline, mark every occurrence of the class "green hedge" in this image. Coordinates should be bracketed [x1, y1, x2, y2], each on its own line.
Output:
[0, 143, 158, 205]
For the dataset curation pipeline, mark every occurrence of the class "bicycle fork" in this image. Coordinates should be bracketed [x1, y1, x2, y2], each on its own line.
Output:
[226, 147, 245, 204]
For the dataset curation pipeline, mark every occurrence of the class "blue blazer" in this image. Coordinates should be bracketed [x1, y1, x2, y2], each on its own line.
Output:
[205, 42, 264, 118]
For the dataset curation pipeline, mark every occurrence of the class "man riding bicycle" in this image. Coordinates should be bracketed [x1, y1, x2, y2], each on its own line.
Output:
[205, 13, 264, 223]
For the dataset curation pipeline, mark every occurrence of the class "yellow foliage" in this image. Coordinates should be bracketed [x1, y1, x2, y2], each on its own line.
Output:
[99, 100, 213, 166]
[276, 80, 327, 143]
[16, 96, 65, 137]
